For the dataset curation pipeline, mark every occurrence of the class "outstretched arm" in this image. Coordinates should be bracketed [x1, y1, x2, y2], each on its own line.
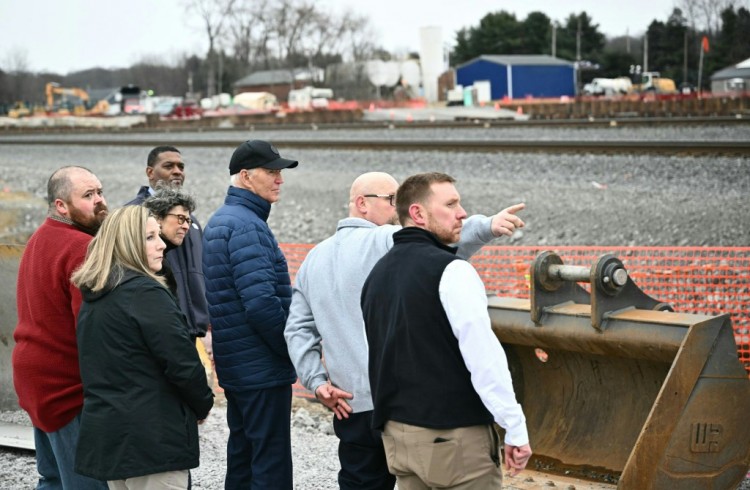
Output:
[490, 203, 525, 237]
[456, 203, 526, 259]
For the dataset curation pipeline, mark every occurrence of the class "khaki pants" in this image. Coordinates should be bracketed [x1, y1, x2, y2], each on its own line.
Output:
[382, 421, 502, 489]
[107, 470, 189, 490]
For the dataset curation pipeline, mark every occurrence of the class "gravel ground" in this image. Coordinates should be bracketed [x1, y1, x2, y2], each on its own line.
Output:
[0, 396, 340, 490]
[0, 126, 748, 488]
[0, 131, 747, 246]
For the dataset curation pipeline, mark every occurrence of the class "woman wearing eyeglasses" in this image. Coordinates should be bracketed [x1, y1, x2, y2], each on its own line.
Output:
[144, 185, 196, 249]
[143, 187, 199, 326]
[71, 205, 213, 488]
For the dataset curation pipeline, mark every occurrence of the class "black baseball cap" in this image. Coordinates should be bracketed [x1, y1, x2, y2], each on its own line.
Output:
[229, 140, 299, 175]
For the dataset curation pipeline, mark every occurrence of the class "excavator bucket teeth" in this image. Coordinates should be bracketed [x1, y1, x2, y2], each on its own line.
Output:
[488, 252, 750, 488]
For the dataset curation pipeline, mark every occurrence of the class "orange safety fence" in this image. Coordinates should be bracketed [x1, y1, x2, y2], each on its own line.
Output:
[468, 246, 750, 373]
[280, 244, 750, 393]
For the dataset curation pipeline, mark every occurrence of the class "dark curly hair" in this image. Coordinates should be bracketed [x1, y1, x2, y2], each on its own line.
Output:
[142, 184, 196, 218]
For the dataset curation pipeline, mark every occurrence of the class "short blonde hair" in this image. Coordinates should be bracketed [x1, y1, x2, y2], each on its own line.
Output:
[72, 206, 166, 291]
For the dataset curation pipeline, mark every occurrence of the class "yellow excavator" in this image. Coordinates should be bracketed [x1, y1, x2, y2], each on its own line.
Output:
[45, 82, 91, 115]
[8, 102, 31, 118]
[44, 83, 111, 116]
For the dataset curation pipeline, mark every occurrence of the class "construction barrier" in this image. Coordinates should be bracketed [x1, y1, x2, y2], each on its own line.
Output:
[281, 244, 750, 375]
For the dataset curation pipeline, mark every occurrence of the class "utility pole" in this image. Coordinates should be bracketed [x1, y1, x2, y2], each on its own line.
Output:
[643, 33, 649, 73]
[551, 24, 557, 58]
[576, 16, 582, 62]
[218, 51, 223, 95]
[626, 28, 630, 54]
[683, 31, 688, 86]
[575, 16, 582, 94]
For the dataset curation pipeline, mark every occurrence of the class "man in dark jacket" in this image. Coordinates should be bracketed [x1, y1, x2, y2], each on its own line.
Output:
[126, 146, 211, 345]
[202, 140, 299, 489]
[362, 172, 532, 489]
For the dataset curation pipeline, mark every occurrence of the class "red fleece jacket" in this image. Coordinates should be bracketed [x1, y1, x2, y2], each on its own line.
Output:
[13, 218, 93, 432]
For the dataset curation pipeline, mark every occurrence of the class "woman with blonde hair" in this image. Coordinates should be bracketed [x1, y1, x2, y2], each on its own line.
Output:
[71, 205, 214, 489]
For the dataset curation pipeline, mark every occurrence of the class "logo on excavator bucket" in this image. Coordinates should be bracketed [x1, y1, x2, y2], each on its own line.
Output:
[690, 423, 722, 453]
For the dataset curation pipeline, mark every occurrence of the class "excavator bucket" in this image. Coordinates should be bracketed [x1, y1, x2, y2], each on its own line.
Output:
[489, 251, 750, 488]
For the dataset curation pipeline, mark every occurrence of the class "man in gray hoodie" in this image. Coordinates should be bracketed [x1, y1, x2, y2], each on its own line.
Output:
[284, 171, 525, 490]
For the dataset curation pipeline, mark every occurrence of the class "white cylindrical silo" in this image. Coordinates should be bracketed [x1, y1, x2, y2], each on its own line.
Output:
[420, 26, 444, 103]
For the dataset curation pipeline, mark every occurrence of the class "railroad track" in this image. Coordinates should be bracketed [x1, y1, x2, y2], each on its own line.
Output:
[0, 138, 748, 156]
[2, 115, 749, 133]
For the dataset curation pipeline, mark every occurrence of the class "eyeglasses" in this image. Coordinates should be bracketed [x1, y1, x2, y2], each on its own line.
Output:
[166, 213, 192, 226]
[363, 194, 396, 206]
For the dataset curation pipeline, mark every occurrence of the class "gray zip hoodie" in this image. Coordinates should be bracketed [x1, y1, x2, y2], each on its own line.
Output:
[284, 215, 496, 413]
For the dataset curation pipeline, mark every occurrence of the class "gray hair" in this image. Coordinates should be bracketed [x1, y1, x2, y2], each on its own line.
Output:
[142, 185, 196, 218]
[230, 172, 243, 187]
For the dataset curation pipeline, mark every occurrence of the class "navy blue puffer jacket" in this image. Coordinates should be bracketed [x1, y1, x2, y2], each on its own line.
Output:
[202, 186, 296, 390]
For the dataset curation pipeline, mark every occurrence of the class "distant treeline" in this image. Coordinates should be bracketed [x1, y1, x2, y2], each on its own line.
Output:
[1, 0, 748, 108]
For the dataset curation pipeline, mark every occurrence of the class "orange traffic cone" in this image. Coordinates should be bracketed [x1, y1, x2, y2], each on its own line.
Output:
[369, 103, 375, 112]
[516, 106, 523, 115]
[494, 102, 500, 110]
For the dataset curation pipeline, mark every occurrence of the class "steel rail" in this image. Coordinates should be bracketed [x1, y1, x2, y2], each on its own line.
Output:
[0, 138, 748, 156]
[2, 116, 749, 134]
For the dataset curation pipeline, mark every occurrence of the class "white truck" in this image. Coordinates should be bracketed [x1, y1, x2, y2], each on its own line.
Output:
[582, 77, 633, 96]
[288, 86, 334, 110]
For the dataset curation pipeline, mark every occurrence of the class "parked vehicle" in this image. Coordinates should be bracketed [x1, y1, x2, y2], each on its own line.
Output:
[632, 72, 677, 94]
[171, 100, 203, 118]
[154, 98, 180, 116]
[582, 77, 633, 96]
[288, 86, 334, 110]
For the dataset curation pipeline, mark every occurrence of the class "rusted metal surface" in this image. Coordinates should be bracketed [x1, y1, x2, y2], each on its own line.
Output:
[532, 252, 673, 331]
[620, 315, 750, 488]
[0, 192, 44, 412]
[0, 244, 23, 412]
[490, 252, 750, 488]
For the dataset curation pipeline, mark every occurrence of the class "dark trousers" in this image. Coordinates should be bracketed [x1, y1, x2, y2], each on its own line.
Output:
[33, 414, 108, 490]
[224, 385, 293, 490]
[333, 410, 396, 490]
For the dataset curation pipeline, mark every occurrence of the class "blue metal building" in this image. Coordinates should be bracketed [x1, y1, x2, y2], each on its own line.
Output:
[456, 55, 575, 100]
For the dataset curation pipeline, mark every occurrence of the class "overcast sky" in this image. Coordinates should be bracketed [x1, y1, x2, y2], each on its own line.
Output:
[0, 0, 679, 74]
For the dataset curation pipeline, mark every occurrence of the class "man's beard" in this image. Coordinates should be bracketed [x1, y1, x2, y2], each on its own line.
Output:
[68, 201, 109, 233]
[426, 213, 461, 245]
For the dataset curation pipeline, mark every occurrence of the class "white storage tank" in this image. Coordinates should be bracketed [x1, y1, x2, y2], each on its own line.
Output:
[419, 26, 444, 104]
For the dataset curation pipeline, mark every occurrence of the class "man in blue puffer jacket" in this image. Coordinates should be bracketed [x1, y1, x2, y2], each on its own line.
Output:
[202, 140, 299, 489]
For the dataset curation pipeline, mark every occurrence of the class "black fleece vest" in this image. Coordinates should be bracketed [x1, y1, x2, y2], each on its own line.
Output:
[362, 227, 493, 430]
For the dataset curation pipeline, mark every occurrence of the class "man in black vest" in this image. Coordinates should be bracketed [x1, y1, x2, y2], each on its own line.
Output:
[361, 172, 532, 489]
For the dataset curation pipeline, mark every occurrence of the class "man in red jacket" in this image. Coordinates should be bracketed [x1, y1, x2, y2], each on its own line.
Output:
[13, 166, 109, 489]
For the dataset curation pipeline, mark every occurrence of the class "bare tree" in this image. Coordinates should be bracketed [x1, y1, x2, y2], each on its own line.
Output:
[2, 47, 31, 74]
[184, 0, 238, 97]
[679, 0, 750, 32]
[272, 0, 316, 63]
[339, 11, 377, 61]
[1, 48, 34, 103]
[227, 0, 274, 68]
